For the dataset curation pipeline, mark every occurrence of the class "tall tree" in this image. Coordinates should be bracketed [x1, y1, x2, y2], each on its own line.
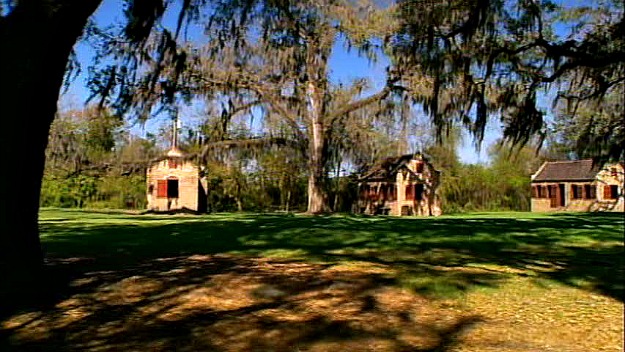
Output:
[0, 0, 102, 281]
[191, 0, 402, 213]
[0, 0, 219, 285]
[2, 0, 622, 285]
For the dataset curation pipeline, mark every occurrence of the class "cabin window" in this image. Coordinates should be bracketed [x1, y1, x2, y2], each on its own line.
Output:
[611, 167, 618, 177]
[571, 185, 583, 199]
[148, 184, 154, 194]
[604, 185, 619, 200]
[368, 185, 379, 201]
[387, 184, 396, 201]
[167, 178, 179, 198]
[156, 178, 179, 198]
[548, 185, 555, 198]
[584, 185, 596, 199]
[416, 162, 424, 173]
[379, 184, 387, 199]
[405, 184, 414, 200]
[532, 185, 547, 198]
[360, 185, 369, 199]
[415, 184, 424, 201]
[168, 159, 178, 169]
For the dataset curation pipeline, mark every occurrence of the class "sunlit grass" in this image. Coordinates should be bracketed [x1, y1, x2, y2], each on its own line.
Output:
[10, 207, 620, 351]
[38, 208, 624, 298]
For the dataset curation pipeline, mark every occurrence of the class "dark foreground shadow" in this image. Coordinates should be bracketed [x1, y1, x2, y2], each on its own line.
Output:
[0, 211, 622, 350]
[1, 255, 482, 351]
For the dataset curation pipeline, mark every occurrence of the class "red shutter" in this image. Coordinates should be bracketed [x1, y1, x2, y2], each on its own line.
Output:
[572, 185, 584, 199]
[547, 185, 556, 198]
[157, 180, 168, 198]
[416, 162, 424, 173]
[369, 186, 378, 201]
[604, 185, 612, 199]
[388, 184, 396, 201]
[406, 184, 414, 200]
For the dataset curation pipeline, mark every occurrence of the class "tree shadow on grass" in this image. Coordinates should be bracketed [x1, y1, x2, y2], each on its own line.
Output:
[1, 211, 623, 350]
[33, 211, 625, 299]
[38, 211, 625, 298]
[1, 254, 483, 351]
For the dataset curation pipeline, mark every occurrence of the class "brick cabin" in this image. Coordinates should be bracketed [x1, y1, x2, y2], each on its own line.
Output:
[357, 153, 442, 216]
[530, 160, 624, 212]
[146, 147, 208, 212]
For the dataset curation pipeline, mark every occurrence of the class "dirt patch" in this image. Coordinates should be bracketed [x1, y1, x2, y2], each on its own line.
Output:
[2, 254, 622, 351]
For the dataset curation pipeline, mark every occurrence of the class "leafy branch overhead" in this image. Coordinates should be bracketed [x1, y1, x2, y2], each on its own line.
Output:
[392, 0, 624, 160]
[83, 0, 623, 163]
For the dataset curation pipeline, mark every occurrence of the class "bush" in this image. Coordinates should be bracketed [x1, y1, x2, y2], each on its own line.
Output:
[40, 174, 146, 209]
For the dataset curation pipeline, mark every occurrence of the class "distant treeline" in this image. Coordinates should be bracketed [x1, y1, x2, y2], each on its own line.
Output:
[42, 106, 567, 213]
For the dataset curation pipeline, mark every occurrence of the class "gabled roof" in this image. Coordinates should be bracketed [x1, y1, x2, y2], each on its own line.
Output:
[150, 147, 193, 164]
[360, 153, 435, 182]
[166, 146, 184, 158]
[532, 159, 601, 182]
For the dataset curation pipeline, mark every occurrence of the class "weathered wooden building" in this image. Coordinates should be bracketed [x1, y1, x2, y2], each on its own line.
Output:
[357, 153, 442, 216]
[146, 146, 208, 213]
[530, 160, 624, 212]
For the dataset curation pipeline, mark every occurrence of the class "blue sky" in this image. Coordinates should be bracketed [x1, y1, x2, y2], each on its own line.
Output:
[61, 0, 527, 165]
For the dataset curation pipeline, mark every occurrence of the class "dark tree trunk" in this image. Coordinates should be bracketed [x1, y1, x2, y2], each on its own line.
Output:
[0, 1, 101, 288]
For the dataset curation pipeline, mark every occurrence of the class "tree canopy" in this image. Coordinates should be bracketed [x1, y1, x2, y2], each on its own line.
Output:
[1, 0, 623, 284]
[392, 0, 624, 160]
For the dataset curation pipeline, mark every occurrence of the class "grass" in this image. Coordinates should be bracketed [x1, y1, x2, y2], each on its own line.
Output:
[1, 209, 624, 351]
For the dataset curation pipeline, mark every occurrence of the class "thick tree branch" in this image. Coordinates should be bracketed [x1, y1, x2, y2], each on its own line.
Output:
[189, 72, 308, 151]
[326, 83, 399, 125]
[260, 93, 309, 155]
[199, 136, 300, 160]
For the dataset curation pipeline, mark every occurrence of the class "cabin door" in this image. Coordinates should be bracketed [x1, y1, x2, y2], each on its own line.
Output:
[549, 185, 558, 208]
[558, 184, 565, 207]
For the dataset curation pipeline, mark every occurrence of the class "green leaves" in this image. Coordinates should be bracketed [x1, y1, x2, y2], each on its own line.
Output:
[392, 0, 624, 160]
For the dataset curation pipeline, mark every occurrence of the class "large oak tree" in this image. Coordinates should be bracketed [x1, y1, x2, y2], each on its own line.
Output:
[190, 0, 402, 213]
[1, 0, 622, 287]
[0, 0, 208, 286]
[0, 0, 102, 283]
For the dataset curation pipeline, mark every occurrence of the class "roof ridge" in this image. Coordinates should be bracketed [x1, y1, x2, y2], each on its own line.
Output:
[545, 159, 592, 164]
[532, 158, 599, 182]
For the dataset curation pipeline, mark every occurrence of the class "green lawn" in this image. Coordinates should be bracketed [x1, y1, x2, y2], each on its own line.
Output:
[2, 209, 624, 351]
